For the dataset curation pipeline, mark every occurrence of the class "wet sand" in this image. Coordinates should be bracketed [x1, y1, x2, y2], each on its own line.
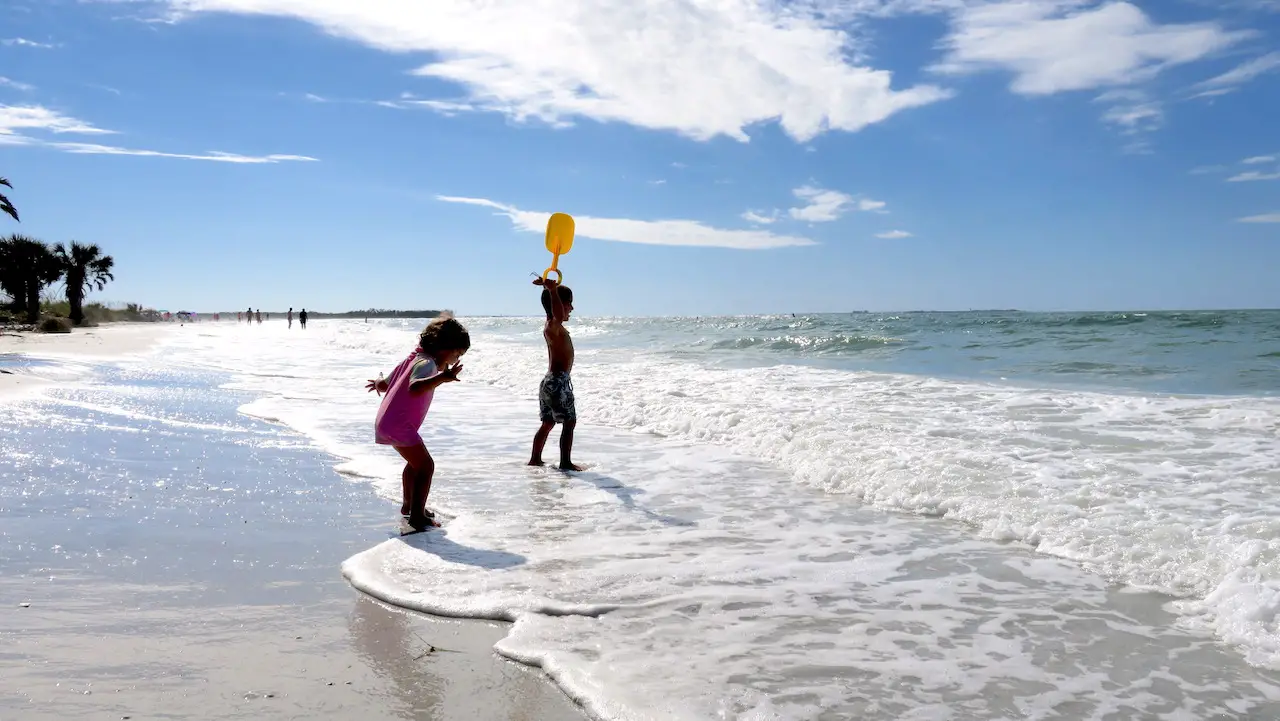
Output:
[0, 346, 588, 721]
[0, 323, 174, 401]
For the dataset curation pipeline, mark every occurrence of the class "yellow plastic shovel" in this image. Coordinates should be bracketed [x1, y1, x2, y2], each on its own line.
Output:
[542, 212, 575, 283]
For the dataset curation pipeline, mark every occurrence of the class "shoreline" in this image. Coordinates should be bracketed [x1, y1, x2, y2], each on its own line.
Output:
[0, 322, 174, 401]
[0, 345, 589, 721]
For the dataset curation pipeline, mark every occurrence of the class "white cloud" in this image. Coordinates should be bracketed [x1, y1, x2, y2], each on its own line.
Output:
[47, 143, 318, 163]
[1227, 170, 1280, 182]
[0, 105, 115, 136]
[1238, 213, 1280, 223]
[785, 185, 887, 222]
[875, 230, 913, 239]
[933, 2, 1249, 95]
[2, 38, 56, 49]
[1192, 51, 1280, 93]
[437, 195, 814, 249]
[1096, 89, 1163, 133]
[1189, 164, 1228, 175]
[742, 209, 778, 224]
[789, 185, 855, 222]
[1243, 155, 1277, 165]
[0, 77, 35, 92]
[0, 104, 316, 163]
[152, 0, 950, 142]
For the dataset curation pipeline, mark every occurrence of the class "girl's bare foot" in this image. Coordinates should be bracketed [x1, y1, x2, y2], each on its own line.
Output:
[559, 462, 585, 472]
[407, 513, 440, 531]
[527, 459, 546, 466]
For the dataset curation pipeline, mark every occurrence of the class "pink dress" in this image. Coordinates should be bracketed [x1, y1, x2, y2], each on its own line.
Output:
[374, 350, 438, 447]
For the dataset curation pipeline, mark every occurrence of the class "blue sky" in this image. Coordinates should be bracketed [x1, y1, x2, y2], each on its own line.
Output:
[2, 0, 1278, 315]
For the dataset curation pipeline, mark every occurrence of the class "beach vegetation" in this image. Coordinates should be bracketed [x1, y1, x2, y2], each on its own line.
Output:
[0, 177, 17, 222]
[54, 241, 115, 326]
[0, 234, 64, 324]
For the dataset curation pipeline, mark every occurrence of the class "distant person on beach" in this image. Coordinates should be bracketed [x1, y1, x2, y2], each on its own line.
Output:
[528, 277, 583, 471]
[255, 310, 262, 324]
[288, 307, 294, 329]
[365, 314, 470, 531]
[299, 309, 308, 328]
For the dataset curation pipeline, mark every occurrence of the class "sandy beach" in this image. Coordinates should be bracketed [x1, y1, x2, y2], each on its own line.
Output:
[0, 323, 174, 401]
[0, 322, 588, 721]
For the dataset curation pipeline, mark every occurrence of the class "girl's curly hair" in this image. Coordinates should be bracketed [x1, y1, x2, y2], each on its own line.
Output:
[418, 313, 471, 355]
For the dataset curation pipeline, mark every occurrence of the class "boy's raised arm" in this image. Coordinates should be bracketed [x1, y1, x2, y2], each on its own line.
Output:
[545, 278, 567, 324]
[533, 277, 568, 325]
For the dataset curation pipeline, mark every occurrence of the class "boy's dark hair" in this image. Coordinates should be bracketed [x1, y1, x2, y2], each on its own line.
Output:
[419, 313, 471, 354]
[540, 285, 573, 319]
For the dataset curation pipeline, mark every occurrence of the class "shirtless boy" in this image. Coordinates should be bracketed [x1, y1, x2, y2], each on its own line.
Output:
[528, 277, 583, 471]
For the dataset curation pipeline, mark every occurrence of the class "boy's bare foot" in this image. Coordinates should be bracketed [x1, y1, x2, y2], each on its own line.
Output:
[559, 462, 585, 472]
[527, 459, 546, 467]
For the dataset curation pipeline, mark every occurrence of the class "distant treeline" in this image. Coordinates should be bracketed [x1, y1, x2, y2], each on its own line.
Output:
[309, 309, 445, 319]
[218, 309, 445, 319]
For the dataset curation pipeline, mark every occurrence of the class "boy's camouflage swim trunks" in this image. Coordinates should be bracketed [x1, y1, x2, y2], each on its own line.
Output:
[539, 371, 576, 424]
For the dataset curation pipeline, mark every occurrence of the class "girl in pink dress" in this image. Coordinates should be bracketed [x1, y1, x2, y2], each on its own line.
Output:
[366, 315, 470, 531]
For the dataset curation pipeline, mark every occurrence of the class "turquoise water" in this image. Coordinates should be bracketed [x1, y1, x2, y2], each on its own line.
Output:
[527, 310, 1280, 395]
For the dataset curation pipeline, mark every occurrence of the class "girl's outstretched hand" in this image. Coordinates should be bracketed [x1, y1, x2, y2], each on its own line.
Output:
[439, 363, 464, 382]
[366, 378, 388, 395]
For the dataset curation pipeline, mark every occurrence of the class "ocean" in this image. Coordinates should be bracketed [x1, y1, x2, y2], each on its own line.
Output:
[13, 310, 1280, 719]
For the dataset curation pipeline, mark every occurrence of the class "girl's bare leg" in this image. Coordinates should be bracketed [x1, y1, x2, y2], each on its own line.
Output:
[394, 443, 435, 530]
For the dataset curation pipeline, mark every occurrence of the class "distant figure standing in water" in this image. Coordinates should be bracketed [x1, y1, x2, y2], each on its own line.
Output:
[299, 309, 308, 328]
[246, 307, 252, 325]
[288, 307, 294, 329]
[255, 310, 262, 324]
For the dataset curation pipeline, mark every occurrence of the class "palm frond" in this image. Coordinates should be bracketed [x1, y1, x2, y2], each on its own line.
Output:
[0, 193, 17, 222]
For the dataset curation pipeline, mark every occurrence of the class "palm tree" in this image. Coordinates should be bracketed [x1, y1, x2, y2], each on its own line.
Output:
[0, 178, 17, 222]
[55, 242, 115, 326]
[0, 235, 63, 323]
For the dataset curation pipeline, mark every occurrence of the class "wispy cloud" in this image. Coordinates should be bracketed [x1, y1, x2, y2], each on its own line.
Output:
[0, 104, 316, 163]
[1227, 170, 1280, 182]
[1095, 89, 1163, 153]
[742, 209, 778, 225]
[2, 38, 56, 49]
[1190, 51, 1280, 98]
[932, 2, 1248, 95]
[789, 186, 855, 222]
[1189, 165, 1228, 175]
[0, 105, 115, 136]
[150, 0, 950, 143]
[437, 196, 814, 249]
[785, 185, 887, 222]
[875, 230, 913, 239]
[1224, 153, 1280, 181]
[1238, 213, 1280, 223]
[0, 77, 35, 92]
[47, 143, 318, 163]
